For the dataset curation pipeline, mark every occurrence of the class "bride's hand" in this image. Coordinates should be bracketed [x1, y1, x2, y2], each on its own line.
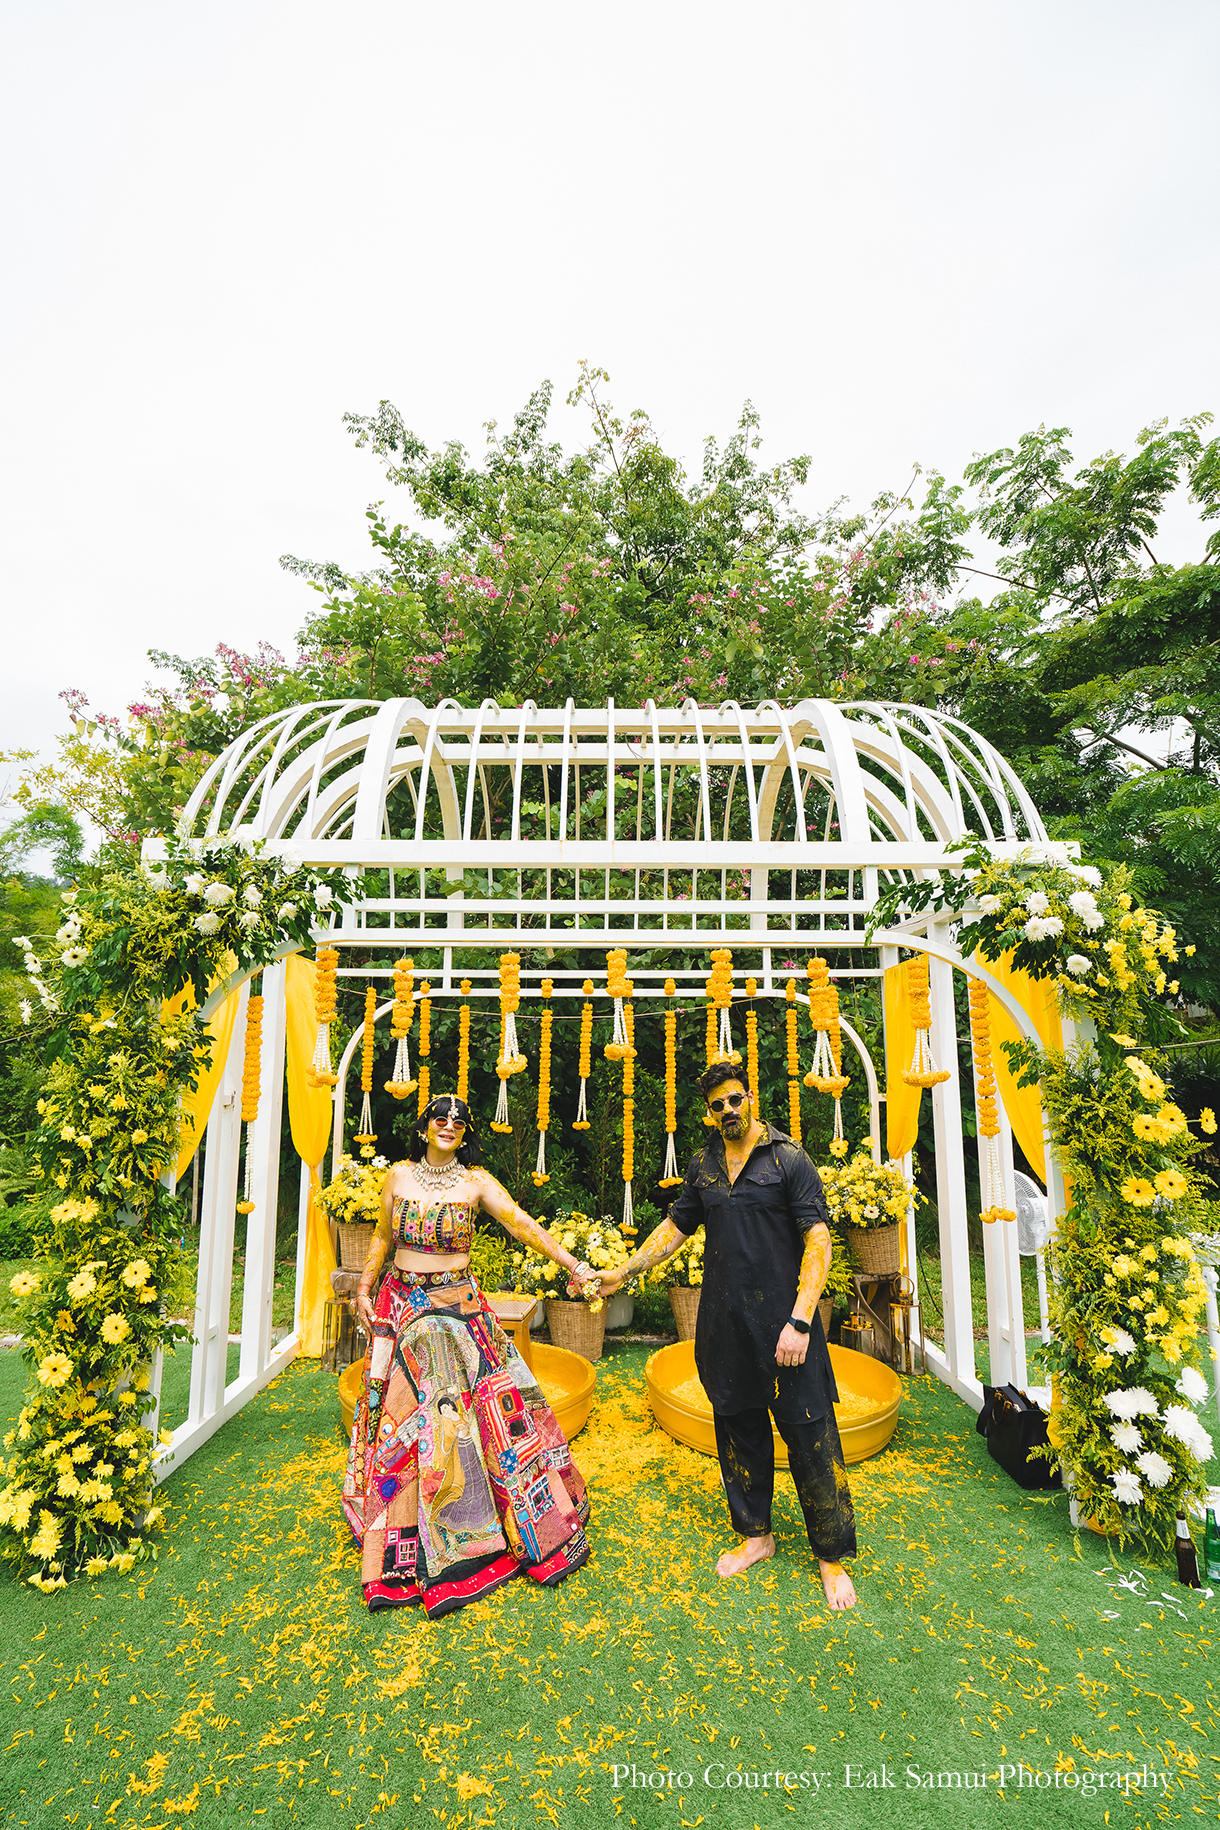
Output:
[356, 1292, 375, 1333]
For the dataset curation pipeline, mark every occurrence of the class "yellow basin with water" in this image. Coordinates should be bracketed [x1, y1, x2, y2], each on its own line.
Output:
[644, 1340, 901, 1465]
[337, 1342, 597, 1443]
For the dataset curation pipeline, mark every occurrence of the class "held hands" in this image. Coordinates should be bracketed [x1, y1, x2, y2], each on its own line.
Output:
[594, 1265, 627, 1298]
[775, 1322, 810, 1369]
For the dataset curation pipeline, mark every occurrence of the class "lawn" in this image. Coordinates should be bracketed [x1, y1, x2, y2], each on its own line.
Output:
[3, 1338, 1219, 1830]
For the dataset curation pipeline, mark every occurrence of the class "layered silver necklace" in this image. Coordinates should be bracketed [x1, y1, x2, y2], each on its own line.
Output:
[412, 1154, 464, 1194]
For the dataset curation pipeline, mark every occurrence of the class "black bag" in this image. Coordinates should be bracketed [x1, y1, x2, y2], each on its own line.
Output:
[976, 1383, 1062, 1490]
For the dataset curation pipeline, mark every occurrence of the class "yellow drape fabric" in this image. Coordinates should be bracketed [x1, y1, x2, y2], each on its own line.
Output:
[164, 959, 242, 1183]
[883, 961, 923, 1160]
[977, 949, 1064, 1187]
[285, 953, 337, 1357]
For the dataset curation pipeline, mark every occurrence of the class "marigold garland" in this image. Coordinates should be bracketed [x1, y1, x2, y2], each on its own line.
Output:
[354, 985, 378, 1156]
[803, 956, 850, 1155]
[969, 974, 1014, 1224]
[457, 979, 471, 1103]
[384, 956, 417, 1100]
[533, 980, 553, 1186]
[235, 985, 263, 1214]
[745, 977, 760, 1118]
[621, 999, 636, 1232]
[492, 953, 525, 1133]
[901, 952, 951, 1090]
[415, 985, 432, 1116]
[307, 945, 340, 1088]
[659, 977, 682, 1186]
[572, 980, 594, 1130]
[785, 979, 802, 1143]
[604, 949, 635, 1063]
[707, 948, 740, 1064]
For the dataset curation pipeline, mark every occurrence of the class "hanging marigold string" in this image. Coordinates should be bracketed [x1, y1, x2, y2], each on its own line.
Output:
[901, 952, 952, 1090]
[708, 948, 740, 1063]
[803, 956, 851, 1157]
[457, 979, 471, 1103]
[307, 945, 340, 1088]
[533, 979, 553, 1186]
[384, 956, 417, 1100]
[415, 985, 432, 1116]
[604, 949, 634, 1061]
[572, 980, 594, 1130]
[492, 953, 525, 1133]
[659, 977, 682, 1186]
[235, 980, 263, 1215]
[622, 998, 636, 1235]
[354, 984, 378, 1156]
[785, 978, 802, 1142]
[969, 974, 1015, 1224]
[745, 976, 760, 1117]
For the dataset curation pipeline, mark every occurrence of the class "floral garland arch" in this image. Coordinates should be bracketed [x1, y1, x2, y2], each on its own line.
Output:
[1, 836, 346, 1589]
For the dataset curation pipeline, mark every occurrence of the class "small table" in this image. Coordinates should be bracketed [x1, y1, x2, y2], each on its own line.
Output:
[489, 1296, 539, 1371]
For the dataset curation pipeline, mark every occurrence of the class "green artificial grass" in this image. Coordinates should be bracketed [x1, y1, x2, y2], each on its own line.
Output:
[2, 1340, 1219, 1830]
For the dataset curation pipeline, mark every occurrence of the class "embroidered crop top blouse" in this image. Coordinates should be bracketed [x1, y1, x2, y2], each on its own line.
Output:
[392, 1195, 476, 1256]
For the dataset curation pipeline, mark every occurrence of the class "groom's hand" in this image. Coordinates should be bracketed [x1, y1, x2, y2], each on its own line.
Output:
[775, 1322, 809, 1368]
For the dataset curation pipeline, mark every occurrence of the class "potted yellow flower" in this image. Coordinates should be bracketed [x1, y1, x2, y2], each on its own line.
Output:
[821, 1152, 918, 1277]
[315, 1154, 392, 1269]
[510, 1212, 634, 1362]
[648, 1225, 705, 1340]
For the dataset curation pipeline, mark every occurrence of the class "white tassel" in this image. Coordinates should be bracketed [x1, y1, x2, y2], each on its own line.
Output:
[622, 1179, 634, 1232]
[575, 1077, 588, 1124]
[535, 1131, 548, 1180]
[494, 1075, 511, 1131]
[662, 1131, 679, 1182]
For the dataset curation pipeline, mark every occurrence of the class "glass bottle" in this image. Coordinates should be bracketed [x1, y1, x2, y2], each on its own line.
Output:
[1204, 1507, 1220, 1584]
[1175, 1513, 1201, 1589]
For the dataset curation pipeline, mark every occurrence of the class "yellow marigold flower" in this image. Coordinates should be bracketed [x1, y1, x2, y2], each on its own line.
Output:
[1161, 1336, 1183, 1364]
[27, 1509, 62, 1560]
[1202, 1108, 1217, 1135]
[1154, 1168, 1188, 1200]
[37, 1351, 73, 1388]
[1112, 1254, 1135, 1278]
[1120, 1177, 1155, 1207]
[130, 1129, 149, 1146]
[100, 1312, 130, 1345]
[1091, 1352, 1114, 1372]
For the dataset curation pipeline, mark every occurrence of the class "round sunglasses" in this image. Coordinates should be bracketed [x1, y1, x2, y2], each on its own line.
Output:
[707, 1092, 748, 1113]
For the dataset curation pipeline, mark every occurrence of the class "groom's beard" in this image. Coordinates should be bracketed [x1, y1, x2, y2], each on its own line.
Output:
[719, 1112, 747, 1139]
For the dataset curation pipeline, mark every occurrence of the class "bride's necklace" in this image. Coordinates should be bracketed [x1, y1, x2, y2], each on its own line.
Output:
[412, 1154, 463, 1194]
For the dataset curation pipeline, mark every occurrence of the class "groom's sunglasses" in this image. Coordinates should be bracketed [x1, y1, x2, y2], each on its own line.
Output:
[707, 1093, 747, 1113]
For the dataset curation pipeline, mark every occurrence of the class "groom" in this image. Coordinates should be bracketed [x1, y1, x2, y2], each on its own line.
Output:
[604, 1061, 857, 1609]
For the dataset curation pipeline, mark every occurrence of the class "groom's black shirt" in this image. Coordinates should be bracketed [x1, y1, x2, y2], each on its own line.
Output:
[668, 1123, 838, 1422]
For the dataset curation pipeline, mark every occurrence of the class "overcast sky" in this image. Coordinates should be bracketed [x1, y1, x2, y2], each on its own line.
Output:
[3, 0, 1218, 781]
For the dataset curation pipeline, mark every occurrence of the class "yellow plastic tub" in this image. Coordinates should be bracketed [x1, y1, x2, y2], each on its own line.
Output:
[337, 1341, 597, 1443]
[644, 1340, 901, 1465]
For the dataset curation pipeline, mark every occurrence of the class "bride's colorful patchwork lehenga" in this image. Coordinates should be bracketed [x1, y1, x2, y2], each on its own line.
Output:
[341, 1196, 591, 1618]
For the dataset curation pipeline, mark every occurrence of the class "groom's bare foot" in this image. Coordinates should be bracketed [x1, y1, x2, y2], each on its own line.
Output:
[820, 1560, 857, 1610]
[717, 1534, 775, 1578]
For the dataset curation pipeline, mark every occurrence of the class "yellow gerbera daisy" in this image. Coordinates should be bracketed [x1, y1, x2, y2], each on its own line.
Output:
[1153, 1168, 1188, 1200]
[1119, 1176, 1155, 1207]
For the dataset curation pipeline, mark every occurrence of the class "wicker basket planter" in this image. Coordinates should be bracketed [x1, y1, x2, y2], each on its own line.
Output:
[669, 1285, 701, 1341]
[336, 1223, 376, 1271]
[817, 1295, 833, 1337]
[848, 1223, 901, 1277]
[545, 1299, 606, 1361]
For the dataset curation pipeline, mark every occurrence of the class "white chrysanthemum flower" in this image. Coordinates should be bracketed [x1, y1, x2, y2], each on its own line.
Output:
[237, 910, 260, 930]
[1065, 954, 1092, 976]
[1101, 1325, 1137, 1357]
[1024, 915, 1063, 942]
[313, 884, 334, 909]
[978, 894, 1002, 915]
[203, 881, 236, 907]
[1080, 907, 1104, 931]
[1068, 890, 1099, 918]
[1176, 1366, 1209, 1405]
[194, 912, 222, 936]
[276, 902, 298, 921]
[1109, 1421, 1143, 1453]
[279, 846, 303, 872]
[1104, 1386, 1158, 1420]
[1110, 1468, 1143, 1506]
[1135, 1450, 1173, 1489]
[184, 873, 206, 896]
[1162, 1403, 1201, 1447]
[1024, 891, 1050, 915]
[242, 884, 262, 907]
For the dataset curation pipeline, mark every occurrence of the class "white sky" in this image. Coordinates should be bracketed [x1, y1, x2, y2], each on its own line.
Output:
[2, 0, 1218, 778]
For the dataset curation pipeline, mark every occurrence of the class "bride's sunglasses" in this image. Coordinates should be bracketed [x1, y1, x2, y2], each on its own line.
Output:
[707, 1092, 747, 1113]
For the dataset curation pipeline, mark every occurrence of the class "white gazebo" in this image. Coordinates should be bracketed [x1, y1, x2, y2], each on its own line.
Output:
[153, 695, 1075, 1478]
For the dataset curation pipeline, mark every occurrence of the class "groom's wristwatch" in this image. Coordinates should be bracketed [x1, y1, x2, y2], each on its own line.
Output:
[788, 1315, 811, 1334]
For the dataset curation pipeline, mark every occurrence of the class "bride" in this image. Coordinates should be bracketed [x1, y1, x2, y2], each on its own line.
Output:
[342, 1093, 599, 1617]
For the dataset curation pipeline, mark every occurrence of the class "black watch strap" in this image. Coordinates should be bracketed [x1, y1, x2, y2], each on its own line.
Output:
[788, 1315, 811, 1334]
